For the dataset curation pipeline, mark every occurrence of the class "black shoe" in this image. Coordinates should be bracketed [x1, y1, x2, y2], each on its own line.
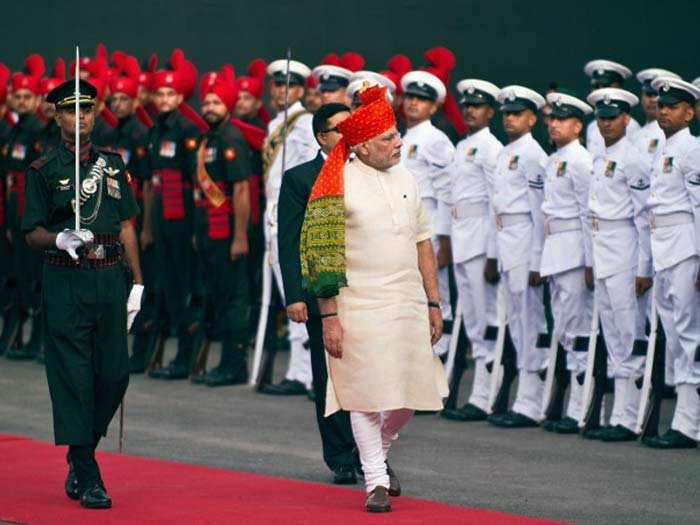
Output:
[642, 429, 698, 449]
[542, 419, 560, 432]
[332, 466, 357, 485]
[190, 372, 208, 384]
[5, 345, 38, 360]
[552, 417, 580, 434]
[600, 425, 639, 442]
[259, 379, 307, 395]
[80, 482, 112, 509]
[441, 403, 487, 421]
[205, 367, 248, 387]
[65, 457, 79, 500]
[385, 462, 400, 497]
[488, 411, 539, 428]
[581, 426, 611, 440]
[148, 362, 189, 380]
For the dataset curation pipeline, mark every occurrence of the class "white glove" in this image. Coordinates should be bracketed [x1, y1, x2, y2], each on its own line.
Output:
[127, 284, 144, 332]
[55, 229, 95, 261]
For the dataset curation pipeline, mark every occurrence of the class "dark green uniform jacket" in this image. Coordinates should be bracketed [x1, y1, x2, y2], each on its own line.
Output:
[21, 142, 139, 445]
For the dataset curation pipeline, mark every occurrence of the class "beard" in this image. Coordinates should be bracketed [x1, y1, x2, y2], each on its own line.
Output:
[203, 112, 225, 127]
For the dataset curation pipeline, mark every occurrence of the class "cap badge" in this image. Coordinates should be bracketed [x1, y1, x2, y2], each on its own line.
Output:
[166, 74, 173, 83]
[662, 81, 670, 92]
[418, 82, 425, 88]
[467, 86, 475, 94]
[507, 90, 516, 101]
[596, 68, 605, 76]
[604, 94, 611, 105]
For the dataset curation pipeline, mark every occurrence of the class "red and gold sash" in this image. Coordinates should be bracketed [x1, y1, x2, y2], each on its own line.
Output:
[197, 138, 227, 208]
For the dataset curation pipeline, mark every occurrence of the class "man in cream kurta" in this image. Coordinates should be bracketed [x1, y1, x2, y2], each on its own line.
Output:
[323, 156, 448, 418]
[302, 86, 447, 512]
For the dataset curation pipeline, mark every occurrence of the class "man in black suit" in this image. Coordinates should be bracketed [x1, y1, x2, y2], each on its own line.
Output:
[278, 103, 358, 484]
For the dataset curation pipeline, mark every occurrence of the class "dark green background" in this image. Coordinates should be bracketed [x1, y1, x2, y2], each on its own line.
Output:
[3, 0, 699, 137]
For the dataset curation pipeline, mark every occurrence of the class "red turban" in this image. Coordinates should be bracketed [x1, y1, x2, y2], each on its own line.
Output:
[150, 70, 182, 93]
[11, 73, 41, 95]
[109, 76, 139, 98]
[0, 64, 9, 104]
[236, 76, 263, 99]
[200, 78, 238, 113]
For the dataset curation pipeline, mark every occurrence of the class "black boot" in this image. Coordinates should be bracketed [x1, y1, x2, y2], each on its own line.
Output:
[204, 342, 248, 387]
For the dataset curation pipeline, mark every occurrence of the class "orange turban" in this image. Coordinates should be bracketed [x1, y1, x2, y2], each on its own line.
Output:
[301, 85, 396, 297]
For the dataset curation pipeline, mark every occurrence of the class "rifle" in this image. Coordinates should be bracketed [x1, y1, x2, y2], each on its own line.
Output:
[191, 337, 211, 377]
[637, 294, 666, 438]
[443, 300, 469, 410]
[581, 331, 609, 432]
[485, 282, 520, 414]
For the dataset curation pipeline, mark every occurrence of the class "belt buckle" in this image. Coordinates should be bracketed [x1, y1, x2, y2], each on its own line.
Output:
[87, 245, 105, 260]
[649, 213, 656, 231]
[591, 217, 599, 232]
[495, 215, 503, 231]
[451, 207, 457, 219]
[544, 221, 551, 237]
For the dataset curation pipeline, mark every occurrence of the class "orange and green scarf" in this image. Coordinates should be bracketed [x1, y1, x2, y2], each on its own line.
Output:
[300, 85, 396, 297]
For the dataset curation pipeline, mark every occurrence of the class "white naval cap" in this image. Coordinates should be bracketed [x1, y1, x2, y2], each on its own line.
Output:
[586, 88, 639, 118]
[456, 78, 500, 106]
[636, 68, 681, 94]
[401, 70, 447, 103]
[651, 76, 700, 105]
[546, 92, 593, 120]
[266, 59, 312, 85]
[497, 85, 546, 112]
[311, 64, 352, 91]
[349, 71, 397, 93]
[584, 59, 632, 87]
[347, 71, 395, 105]
[347, 79, 394, 105]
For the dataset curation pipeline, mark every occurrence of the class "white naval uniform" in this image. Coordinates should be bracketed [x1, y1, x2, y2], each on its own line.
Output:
[401, 119, 456, 354]
[446, 127, 502, 412]
[492, 132, 549, 420]
[264, 100, 317, 387]
[589, 136, 652, 431]
[586, 118, 640, 160]
[541, 139, 594, 421]
[646, 127, 700, 441]
[633, 119, 665, 164]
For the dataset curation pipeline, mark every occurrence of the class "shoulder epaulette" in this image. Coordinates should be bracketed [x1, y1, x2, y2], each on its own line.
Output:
[98, 147, 123, 157]
[29, 150, 56, 170]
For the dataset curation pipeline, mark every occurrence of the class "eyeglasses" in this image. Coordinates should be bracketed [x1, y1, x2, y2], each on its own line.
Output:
[320, 126, 339, 134]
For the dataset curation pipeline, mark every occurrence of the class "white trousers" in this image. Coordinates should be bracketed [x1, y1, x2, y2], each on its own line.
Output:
[268, 218, 312, 388]
[550, 267, 593, 375]
[671, 384, 700, 441]
[454, 255, 498, 362]
[350, 409, 414, 492]
[595, 268, 648, 380]
[654, 256, 700, 386]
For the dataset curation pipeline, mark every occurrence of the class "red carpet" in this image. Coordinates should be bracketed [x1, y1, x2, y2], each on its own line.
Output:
[0, 433, 570, 525]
